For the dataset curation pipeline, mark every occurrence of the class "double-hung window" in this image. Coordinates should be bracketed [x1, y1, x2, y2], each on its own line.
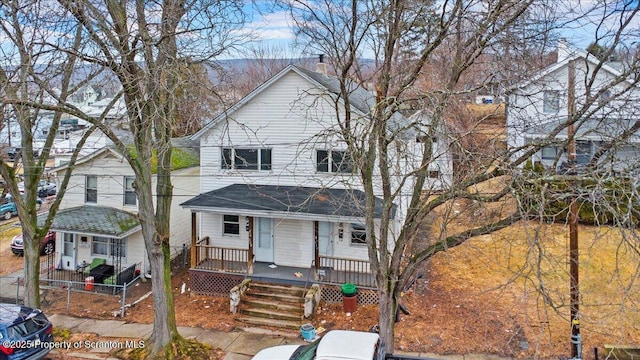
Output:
[316, 150, 352, 173]
[124, 176, 136, 206]
[85, 175, 97, 203]
[222, 148, 272, 170]
[91, 237, 127, 259]
[541, 145, 560, 160]
[350, 224, 367, 245]
[223, 215, 240, 235]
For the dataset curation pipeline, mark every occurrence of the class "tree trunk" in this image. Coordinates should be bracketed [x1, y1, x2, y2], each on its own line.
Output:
[22, 232, 41, 308]
[147, 240, 179, 355]
[378, 283, 397, 352]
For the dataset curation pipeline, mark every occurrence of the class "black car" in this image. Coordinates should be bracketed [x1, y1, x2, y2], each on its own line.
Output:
[0, 304, 54, 360]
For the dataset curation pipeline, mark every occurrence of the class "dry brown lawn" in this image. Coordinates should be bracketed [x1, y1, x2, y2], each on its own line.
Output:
[418, 221, 640, 358]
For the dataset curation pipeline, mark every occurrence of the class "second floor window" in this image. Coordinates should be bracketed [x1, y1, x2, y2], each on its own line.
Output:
[543, 90, 560, 113]
[124, 176, 136, 206]
[222, 148, 272, 171]
[317, 150, 352, 173]
[541, 145, 560, 160]
[85, 175, 97, 203]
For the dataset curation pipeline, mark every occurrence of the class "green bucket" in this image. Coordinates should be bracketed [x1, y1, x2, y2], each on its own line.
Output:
[341, 283, 356, 296]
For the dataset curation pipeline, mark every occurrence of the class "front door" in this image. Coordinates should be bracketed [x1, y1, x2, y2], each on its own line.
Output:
[318, 222, 334, 269]
[318, 222, 333, 256]
[254, 218, 274, 263]
[61, 233, 76, 270]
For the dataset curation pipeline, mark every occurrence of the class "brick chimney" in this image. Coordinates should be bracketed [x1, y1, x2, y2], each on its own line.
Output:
[316, 54, 327, 75]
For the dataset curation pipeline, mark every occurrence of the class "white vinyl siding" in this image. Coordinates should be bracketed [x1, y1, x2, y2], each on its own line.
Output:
[53, 152, 198, 272]
[199, 71, 360, 193]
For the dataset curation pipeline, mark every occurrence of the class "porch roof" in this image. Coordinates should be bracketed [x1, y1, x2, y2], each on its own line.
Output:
[38, 205, 141, 238]
[181, 184, 393, 220]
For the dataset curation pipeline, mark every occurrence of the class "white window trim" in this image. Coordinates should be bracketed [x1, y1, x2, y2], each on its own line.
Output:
[85, 175, 97, 204]
[91, 236, 127, 261]
[222, 214, 240, 236]
[123, 176, 136, 206]
[316, 149, 352, 174]
[222, 147, 272, 171]
[350, 223, 367, 246]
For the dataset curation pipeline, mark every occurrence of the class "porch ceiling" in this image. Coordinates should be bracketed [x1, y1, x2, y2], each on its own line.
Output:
[37, 205, 140, 238]
[181, 184, 393, 220]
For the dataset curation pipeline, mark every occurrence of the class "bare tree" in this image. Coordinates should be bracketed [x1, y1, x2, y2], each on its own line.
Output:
[0, 0, 101, 309]
[283, 0, 640, 353]
[2, 0, 249, 357]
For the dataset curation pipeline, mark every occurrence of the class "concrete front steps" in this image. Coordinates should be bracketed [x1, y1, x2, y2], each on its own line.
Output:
[237, 282, 306, 330]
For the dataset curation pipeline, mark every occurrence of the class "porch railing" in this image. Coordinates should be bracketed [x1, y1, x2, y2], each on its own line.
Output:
[194, 242, 249, 274]
[317, 255, 376, 288]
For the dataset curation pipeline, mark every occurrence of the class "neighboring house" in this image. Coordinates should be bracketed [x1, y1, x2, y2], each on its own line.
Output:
[507, 40, 640, 173]
[181, 63, 452, 295]
[42, 140, 199, 278]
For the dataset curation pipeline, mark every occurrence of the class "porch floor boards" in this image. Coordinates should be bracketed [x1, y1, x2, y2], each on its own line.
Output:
[249, 262, 314, 286]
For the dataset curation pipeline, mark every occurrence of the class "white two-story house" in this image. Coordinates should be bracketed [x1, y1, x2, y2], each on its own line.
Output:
[43, 138, 199, 286]
[507, 40, 640, 173]
[181, 63, 452, 295]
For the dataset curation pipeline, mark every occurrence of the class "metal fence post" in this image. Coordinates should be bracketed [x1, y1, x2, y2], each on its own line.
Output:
[67, 282, 72, 312]
[121, 282, 127, 318]
[182, 244, 187, 269]
[15, 277, 20, 304]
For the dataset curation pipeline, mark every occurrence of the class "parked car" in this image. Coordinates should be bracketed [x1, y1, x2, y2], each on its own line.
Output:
[4, 147, 21, 160]
[252, 330, 385, 360]
[10, 232, 56, 256]
[0, 303, 54, 360]
[36, 185, 56, 198]
[17, 181, 56, 197]
[0, 195, 42, 220]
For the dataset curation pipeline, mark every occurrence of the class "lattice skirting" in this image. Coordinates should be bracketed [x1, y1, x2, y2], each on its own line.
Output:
[189, 269, 244, 297]
[320, 285, 379, 305]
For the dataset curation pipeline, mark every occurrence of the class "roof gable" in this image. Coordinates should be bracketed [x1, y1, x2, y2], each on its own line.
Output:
[512, 48, 628, 92]
[50, 147, 124, 174]
[191, 65, 375, 140]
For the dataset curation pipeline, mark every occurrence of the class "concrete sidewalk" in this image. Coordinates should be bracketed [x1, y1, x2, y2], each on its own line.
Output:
[48, 313, 305, 359]
[47, 314, 513, 360]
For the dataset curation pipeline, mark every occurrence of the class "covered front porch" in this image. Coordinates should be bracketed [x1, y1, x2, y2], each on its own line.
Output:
[190, 237, 376, 288]
[38, 206, 143, 289]
[181, 184, 389, 294]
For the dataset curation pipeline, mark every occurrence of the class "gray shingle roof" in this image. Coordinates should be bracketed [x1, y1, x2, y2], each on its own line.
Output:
[293, 66, 376, 115]
[181, 184, 393, 219]
[38, 206, 140, 237]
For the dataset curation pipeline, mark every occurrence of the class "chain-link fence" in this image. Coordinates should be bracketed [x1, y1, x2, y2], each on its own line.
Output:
[0, 264, 142, 318]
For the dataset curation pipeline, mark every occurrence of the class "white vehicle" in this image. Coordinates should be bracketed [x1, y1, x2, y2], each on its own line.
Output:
[252, 330, 385, 360]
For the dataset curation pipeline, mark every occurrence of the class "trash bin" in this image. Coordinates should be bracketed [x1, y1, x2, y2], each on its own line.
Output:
[341, 283, 356, 296]
[300, 323, 316, 340]
[341, 283, 357, 313]
[85, 276, 95, 291]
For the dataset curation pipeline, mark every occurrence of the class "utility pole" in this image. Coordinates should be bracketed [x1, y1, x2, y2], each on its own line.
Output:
[567, 59, 581, 360]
